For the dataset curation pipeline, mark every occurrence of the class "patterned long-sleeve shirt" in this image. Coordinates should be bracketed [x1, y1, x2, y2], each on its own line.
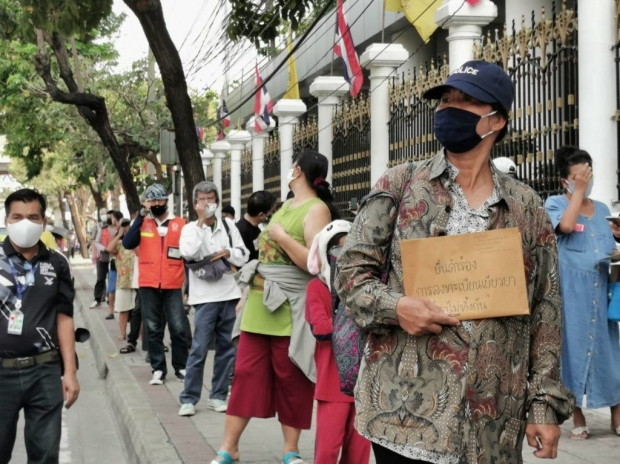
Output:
[335, 154, 575, 464]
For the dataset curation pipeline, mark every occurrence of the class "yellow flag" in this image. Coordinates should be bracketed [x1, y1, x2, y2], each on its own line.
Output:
[385, 0, 441, 43]
[283, 35, 300, 100]
[384, 0, 403, 12]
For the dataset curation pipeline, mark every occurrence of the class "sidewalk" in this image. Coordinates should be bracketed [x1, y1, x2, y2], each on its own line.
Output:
[71, 260, 620, 464]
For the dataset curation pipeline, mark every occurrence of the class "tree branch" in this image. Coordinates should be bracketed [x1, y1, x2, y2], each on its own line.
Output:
[34, 30, 104, 115]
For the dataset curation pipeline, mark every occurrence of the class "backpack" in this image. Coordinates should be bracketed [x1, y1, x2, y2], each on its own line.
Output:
[331, 162, 416, 396]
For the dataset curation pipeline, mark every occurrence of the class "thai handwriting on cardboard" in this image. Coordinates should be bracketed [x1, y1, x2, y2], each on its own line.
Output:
[400, 228, 530, 320]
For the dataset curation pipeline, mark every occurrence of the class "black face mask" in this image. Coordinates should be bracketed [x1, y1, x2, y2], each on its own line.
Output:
[150, 204, 167, 217]
[433, 107, 496, 154]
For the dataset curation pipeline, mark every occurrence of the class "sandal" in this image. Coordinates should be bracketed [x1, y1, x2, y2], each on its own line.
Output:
[120, 344, 136, 354]
[282, 452, 307, 464]
[210, 450, 239, 464]
[569, 426, 590, 440]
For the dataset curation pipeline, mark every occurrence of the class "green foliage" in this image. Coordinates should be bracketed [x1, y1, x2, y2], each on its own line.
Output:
[0, 0, 218, 205]
[228, 0, 312, 51]
[19, 0, 113, 36]
[228, 0, 334, 53]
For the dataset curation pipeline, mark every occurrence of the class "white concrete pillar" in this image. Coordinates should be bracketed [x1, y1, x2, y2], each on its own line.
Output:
[360, 43, 409, 186]
[200, 149, 214, 180]
[435, 0, 498, 71]
[273, 99, 307, 201]
[210, 140, 231, 202]
[579, 0, 618, 209]
[227, 130, 252, 220]
[247, 116, 276, 191]
[310, 76, 350, 184]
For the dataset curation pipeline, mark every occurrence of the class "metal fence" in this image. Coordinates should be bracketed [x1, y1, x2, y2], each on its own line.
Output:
[241, 146, 253, 214]
[476, 1, 578, 198]
[264, 132, 281, 200]
[332, 92, 371, 217]
[389, 57, 448, 167]
[221, 156, 231, 207]
[293, 116, 319, 156]
[206, 163, 213, 182]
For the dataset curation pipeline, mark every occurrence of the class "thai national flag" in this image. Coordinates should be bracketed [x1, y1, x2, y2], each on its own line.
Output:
[254, 66, 274, 132]
[218, 97, 231, 128]
[216, 84, 231, 141]
[334, 0, 363, 97]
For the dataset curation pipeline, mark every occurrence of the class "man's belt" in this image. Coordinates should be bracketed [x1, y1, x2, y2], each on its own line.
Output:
[0, 350, 60, 369]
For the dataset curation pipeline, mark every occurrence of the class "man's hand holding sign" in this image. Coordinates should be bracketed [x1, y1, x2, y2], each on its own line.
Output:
[400, 228, 530, 322]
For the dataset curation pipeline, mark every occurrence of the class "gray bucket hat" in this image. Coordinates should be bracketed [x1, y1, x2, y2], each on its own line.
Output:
[186, 255, 231, 281]
[145, 184, 168, 201]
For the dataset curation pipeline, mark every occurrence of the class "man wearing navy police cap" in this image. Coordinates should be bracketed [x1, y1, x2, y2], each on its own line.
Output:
[335, 61, 574, 463]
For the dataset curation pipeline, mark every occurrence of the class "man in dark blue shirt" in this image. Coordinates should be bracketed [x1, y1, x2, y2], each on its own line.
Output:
[0, 189, 79, 463]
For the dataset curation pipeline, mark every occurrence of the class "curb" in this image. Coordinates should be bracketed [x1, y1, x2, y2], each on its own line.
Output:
[74, 270, 182, 464]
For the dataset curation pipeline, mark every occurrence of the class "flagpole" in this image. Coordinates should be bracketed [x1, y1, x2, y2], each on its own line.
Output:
[381, 0, 386, 43]
[330, 3, 336, 76]
[224, 0, 230, 86]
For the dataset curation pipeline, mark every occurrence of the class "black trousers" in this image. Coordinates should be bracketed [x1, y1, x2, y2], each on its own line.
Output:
[127, 291, 191, 351]
[0, 363, 64, 464]
[127, 291, 147, 350]
[372, 443, 431, 464]
[93, 260, 109, 302]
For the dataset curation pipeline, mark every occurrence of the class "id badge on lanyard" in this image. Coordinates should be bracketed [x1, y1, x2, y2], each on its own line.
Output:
[8, 309, 24, 335]
[7, 260, 38, 336]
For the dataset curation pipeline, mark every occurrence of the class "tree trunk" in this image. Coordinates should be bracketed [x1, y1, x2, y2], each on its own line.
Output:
[57, 191, 69, 229]
[33, 30, 141, 213]
[87, 179, 106, 214]
[123, 0, 205, 220]
[65, 191, 89, 259]
[111, 183, 122, 211]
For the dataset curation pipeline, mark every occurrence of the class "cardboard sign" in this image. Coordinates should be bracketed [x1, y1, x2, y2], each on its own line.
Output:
[400, 228, 530, 320]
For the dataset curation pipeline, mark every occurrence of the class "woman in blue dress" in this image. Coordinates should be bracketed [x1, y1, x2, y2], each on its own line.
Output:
[545, 146, 620, 439]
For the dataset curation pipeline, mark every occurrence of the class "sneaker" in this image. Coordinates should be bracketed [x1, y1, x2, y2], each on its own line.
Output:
[175, 369, 186, 382]
[105, 313, 114, 320]
[149, 370, 165, 385]
[89, 300, 100, 309]
[178, 403, 195, 416]
[207, 399, 228, 413]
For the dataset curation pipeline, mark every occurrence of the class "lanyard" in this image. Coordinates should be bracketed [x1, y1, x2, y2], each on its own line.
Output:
[8, 259, 40, 305]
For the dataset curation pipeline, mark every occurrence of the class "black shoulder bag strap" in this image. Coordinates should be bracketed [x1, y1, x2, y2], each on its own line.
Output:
[221, 218, 233, 248]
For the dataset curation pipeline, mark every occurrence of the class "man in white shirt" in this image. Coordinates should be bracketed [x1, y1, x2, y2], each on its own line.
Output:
[178, 181, 249, 416]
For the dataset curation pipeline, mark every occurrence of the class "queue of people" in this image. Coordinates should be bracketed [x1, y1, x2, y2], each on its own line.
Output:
[6, 59, 620, 464]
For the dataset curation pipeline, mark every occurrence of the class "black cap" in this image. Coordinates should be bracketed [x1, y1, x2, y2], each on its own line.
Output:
[423, 60, 514, 114]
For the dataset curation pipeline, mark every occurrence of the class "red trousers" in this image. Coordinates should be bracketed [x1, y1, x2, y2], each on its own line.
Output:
[227, 331, 315, 429]
[315, 401, 371, 464]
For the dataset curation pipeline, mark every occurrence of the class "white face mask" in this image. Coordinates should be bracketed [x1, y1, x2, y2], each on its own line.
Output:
[100, 214, 108, 223]
[566, 178, 594, 198]
[286, 168, 297, 184]
[7, 219, 44, 249]
[205, 203, 218, 219]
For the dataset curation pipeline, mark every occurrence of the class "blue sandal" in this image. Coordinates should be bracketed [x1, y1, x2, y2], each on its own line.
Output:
[210, 450, 239, 464]
[282, 452, 307, 464]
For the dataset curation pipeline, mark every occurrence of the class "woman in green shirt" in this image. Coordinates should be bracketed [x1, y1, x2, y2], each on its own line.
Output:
[212, 151, 339, 464]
